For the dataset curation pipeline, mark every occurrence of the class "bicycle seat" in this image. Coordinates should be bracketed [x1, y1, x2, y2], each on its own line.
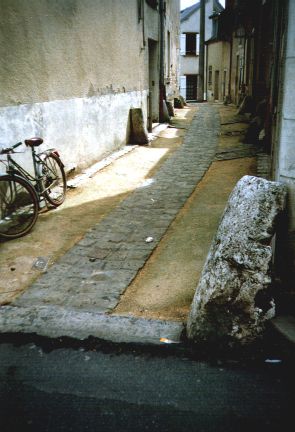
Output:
[25, 137, 43, 147]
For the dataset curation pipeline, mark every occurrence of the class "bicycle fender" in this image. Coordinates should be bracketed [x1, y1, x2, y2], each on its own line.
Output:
[40, 149, 64, 167]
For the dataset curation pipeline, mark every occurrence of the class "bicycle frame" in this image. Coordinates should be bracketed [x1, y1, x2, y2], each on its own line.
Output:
[4, 145, 62, 204]
[0, 138, 66, 238]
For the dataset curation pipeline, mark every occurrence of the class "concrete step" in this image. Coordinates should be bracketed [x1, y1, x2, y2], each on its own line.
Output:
[270, 315, 295, 346]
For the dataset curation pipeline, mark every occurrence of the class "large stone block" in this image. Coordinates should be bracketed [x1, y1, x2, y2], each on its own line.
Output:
[129, 108, 149, 145]
[187, 175, 287, 345]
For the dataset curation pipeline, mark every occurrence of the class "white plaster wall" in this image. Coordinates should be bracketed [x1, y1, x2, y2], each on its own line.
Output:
[181, 11, 199, 34]
[0, 0, 149, 172]
[180, 0, 214, 85]
[145, 2, 159, 41]
[165, 0, 181, 100]
[0, 91, 147, 175]
[0, 0, 180, 173]
[273, 0, 295, 292]
[278, 0, 295, 199]
[180, 0, 213, 39]
[181, 56, 200, 75]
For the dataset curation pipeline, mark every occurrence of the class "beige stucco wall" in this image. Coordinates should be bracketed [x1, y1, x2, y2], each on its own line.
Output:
[0, 0, 147, 106]
[206, 40, 230, 101]
[165, 0, 180, 101]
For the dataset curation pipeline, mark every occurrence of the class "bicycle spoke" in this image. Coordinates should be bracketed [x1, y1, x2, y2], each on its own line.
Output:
[0, 176, 38, 239]
[42, 154, 66, 206]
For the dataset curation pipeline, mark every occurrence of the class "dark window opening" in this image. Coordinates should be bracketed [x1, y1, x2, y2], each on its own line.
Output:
[186, 33, 196, 55]
[208, 66, 213, 86]
[146, 0, 158, 9]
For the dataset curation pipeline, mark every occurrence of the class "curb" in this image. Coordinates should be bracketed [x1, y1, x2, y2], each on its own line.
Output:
[0, 305, 184, 345]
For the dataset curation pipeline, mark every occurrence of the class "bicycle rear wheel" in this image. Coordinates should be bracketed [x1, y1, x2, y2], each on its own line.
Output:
[42, 154, 66, 207]
[0, 175, 39, 239]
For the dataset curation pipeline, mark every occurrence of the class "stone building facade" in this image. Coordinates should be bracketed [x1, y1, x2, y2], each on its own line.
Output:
[211, 0, 295, 308]
[179, 0, 223, 101]
[0, 0, 180, 174]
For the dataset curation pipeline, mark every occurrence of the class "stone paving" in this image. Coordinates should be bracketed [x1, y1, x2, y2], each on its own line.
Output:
[215, 142, 264, 161]
[13, 104, 219, 312]
[0, 104, 220, 343]
[215, 140, 270, 179]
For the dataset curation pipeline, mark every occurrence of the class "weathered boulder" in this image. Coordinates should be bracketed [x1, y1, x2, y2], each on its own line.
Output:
[187, 175, 287, 345]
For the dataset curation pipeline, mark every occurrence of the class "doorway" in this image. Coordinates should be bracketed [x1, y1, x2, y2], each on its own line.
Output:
[223, 70, 227, 100]
[186, 75, 198, 100]
[148, 39, 159, 132]
[214, 70, 220, 100]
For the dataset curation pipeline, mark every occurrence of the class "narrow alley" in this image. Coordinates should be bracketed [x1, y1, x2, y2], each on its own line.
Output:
[0, 102, 263, 344]
[1, 1, 295, 431]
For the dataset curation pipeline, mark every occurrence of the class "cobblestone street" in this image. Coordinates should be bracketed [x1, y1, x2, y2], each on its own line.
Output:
[0, 103, 263, 344]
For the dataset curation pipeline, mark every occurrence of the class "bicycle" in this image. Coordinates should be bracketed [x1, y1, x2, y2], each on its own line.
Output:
[0, 137, 66, 240]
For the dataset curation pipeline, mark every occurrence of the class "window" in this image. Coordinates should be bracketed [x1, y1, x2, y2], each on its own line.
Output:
[186, 33, 196, 55]
[180, 33, 199, 56]
[208, 66, 213, 86]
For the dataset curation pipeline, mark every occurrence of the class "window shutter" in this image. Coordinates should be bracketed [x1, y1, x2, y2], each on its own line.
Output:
[179, 75, 186, 98]
[180, 33, 186, 55]
[196, 33, 200, 55]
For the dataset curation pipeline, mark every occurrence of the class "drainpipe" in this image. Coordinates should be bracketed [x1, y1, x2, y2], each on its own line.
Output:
[197, 0, 205, 101]
[159, 0, 166, 121]
[205, 41, 208, 100]
[228, 32, 233, 102]
[142, 0, 146, 48]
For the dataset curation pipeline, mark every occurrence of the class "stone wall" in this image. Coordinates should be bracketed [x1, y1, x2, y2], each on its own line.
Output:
[0, 0, 180, 173]
[0, 90, 147, 175]
[275, 0, 295, 293]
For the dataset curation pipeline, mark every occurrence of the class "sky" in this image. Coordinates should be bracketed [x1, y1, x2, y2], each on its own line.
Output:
[180, 0, 225, 11]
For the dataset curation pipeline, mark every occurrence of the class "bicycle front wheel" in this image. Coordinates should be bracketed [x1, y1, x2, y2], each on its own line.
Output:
[0, 175, 39, 240]
[42, 154, 67, 207]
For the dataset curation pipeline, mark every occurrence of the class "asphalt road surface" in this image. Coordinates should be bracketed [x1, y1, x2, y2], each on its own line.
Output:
[0, 334, 293, 432]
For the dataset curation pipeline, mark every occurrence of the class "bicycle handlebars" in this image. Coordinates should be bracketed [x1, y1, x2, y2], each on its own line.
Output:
[1, 137, 45, 155]
[0, 141, 31, 155]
